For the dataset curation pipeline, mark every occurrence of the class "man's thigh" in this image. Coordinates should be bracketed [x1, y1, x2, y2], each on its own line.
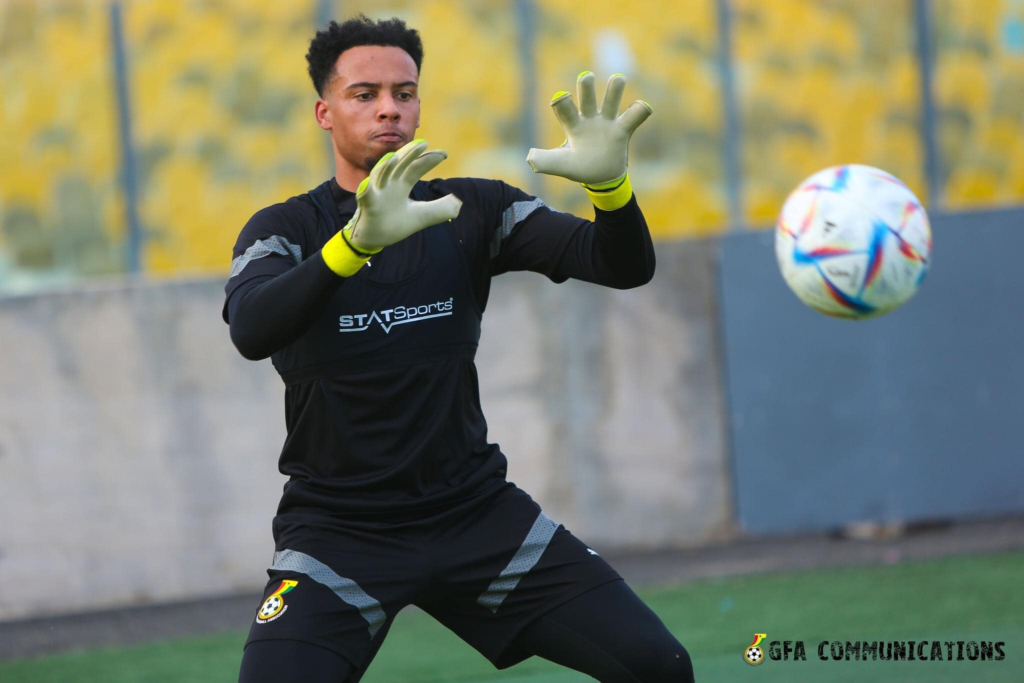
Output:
[242, 519, 421, 674]
[417, 484, 622, 669]
[238, 639, 354, 683]
[510, 579, 695, 682]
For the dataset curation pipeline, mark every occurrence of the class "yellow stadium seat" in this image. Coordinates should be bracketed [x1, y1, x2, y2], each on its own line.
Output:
[936, 54, 991, 114]
[946, 166, 1001, 208]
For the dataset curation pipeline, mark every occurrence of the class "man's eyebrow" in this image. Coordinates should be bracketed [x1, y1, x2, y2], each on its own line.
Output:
[344, 81, 418, 90]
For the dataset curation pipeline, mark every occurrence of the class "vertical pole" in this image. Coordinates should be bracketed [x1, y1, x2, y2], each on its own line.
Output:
[317, 0, 337, 175]
[515, 0, 541, 198]
[316, 0, 334, 28]
[110, 1, 142, 274]
[914, 0, 942, 208]
[716, 0, 744, 230]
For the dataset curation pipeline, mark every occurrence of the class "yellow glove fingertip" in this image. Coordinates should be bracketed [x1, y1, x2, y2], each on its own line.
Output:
[551, 90, 570, 103]
[577, 70, 592, 80]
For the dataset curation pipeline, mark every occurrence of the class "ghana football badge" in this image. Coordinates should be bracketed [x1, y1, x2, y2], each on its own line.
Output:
[256, 580, 298, 624]
[744, 633, 767, 666]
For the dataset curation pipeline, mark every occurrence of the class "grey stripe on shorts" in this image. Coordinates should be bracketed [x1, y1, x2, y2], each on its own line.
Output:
[477, 511, 560, 614]
[271, 549, 387, 639]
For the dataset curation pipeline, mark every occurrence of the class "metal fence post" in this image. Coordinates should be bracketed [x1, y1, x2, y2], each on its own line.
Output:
[716, 0, 744, 231]
[914, 0, 943, 209]
[110, 1, 142, 274]
[317, 0, 338, 175]
[515, 0, 541, 198]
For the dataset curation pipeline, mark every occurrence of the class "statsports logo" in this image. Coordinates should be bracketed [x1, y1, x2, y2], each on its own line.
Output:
[339, 297, 454, 334]
[744, 633, 767, 666]
[256, 580, 298, 624]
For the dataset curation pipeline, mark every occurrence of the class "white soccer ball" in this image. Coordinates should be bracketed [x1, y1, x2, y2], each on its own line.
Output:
[775, 164, 932, 319]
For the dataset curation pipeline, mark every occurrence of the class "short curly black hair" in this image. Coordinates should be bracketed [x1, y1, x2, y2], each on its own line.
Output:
[306, 15, 424, 97]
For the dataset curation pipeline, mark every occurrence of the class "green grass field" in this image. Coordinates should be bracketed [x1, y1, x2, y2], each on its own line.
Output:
[4, 551, 1022, 682]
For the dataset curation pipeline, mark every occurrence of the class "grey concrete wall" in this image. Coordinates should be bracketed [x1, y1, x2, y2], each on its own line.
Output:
[0, 240, 731, 620]
[0, 280, 286, 622]
[481, 240, 733, 547]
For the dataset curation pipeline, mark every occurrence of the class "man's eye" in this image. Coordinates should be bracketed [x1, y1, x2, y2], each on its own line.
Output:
[397, 92, 413, 101]
[356, 92, 373, 101]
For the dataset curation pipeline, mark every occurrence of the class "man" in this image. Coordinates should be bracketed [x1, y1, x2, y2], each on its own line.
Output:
[226, 15, 694, 683]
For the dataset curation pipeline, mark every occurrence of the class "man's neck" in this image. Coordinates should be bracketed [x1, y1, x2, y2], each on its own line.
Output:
[334, 167, 368, 194]
[333, 150, 369, 194]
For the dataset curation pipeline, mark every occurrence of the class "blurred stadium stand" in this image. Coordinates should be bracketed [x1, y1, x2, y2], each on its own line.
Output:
[126, 0, 328, 275]
[934, 0, 1024, 208]
[1, 0, 1023, 287]
[0, 1, 123, 287]
[734, 0, 927, 222]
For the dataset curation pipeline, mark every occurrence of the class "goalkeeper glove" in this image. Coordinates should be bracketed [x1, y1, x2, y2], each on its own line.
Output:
[322, 139, 463, 276]
[526, 71, 652, 211]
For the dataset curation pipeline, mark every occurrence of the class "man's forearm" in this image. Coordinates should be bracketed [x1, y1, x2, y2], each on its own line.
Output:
[588, 194, 656, 289]
[227, 253, 343, 361]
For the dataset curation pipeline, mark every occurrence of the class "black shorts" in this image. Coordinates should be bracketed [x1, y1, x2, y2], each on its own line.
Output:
[243, 481, 621, 671]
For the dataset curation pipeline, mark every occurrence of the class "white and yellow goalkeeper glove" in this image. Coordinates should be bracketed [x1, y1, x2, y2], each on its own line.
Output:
[526, 71, 652, 211]
[322, 139, 463, 276]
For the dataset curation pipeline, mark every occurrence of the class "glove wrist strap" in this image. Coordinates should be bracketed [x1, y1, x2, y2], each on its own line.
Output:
[341, 225, 381, 258]
[321, 224, 379, 278]
[583, 173, 632, 211]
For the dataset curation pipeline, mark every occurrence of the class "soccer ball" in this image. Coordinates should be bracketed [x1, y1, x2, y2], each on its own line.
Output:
[775, 164, 931, 319]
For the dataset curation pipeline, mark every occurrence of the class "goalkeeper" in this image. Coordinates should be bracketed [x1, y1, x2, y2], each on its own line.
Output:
[225, 15, 694, 683]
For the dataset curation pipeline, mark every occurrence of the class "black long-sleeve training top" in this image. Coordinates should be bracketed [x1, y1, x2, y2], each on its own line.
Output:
[224, 177, 654, 518]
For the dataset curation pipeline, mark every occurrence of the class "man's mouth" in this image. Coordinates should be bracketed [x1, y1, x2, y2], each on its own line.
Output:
[374, 133, 404, 142]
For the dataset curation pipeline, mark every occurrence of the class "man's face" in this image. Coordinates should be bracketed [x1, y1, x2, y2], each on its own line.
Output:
[316, 45, 420, 176]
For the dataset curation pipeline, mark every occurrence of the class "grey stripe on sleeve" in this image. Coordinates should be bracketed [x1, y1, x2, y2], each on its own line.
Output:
[230, 235, 303, 278]
[271, 549, 387, 639]
[490, 199, 546, 259]
[476, 511, 560, 613]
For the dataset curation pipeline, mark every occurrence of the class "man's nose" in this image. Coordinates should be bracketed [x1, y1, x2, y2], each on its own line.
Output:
[377, 94, 400, 120]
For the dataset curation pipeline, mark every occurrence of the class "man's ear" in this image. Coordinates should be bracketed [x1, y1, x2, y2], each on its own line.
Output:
[315, 99, 332, 131]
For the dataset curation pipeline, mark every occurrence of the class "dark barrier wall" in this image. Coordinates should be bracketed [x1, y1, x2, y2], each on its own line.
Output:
[718, 208, 1024, 535]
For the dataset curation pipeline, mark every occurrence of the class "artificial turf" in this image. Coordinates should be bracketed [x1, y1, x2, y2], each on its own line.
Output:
[3, 551, 1021, 682]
